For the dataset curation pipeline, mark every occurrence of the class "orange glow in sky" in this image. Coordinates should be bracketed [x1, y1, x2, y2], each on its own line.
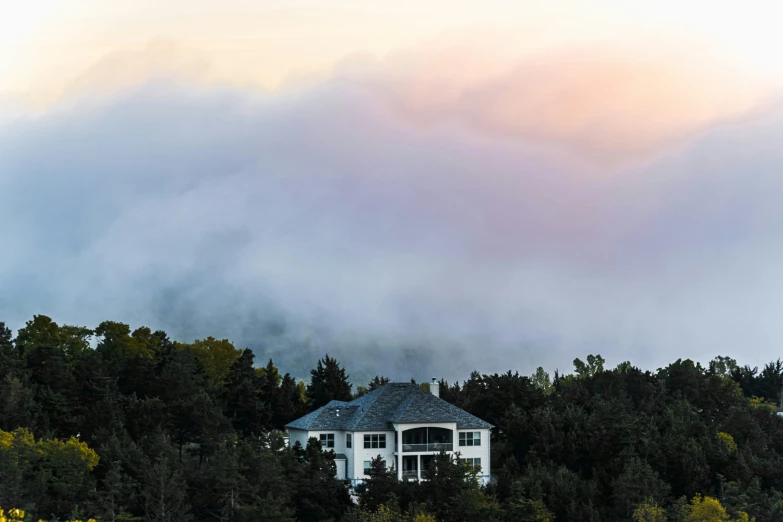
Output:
[3, 0, 783, 164]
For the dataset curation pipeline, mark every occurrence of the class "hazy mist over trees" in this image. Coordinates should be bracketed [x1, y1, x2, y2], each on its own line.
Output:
[4, 75, 783, 382]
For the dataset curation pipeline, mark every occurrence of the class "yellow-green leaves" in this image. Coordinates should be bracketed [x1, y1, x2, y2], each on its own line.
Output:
[632, 501, 666, 522]
[682, 494, 753, 522]
[0, 427, 99, 470]
[717, 432, 738, 455]
[178, 336, 241, 388]
[0, 428, 100, 517]
[0, 507, 96, 522]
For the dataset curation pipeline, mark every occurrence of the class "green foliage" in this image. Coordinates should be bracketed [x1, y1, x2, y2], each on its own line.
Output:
[307, 354, 352, 409]
[503, 489, 553, 521]
[680, 494, 754, 522]
[711, 356, 739, 378]
[141, 456, 193, 522]
[632, 500, 666, 522]
[420, 451, 501, 522]
[717, 431, 738, 455]
[531, 367, 553, 395]
[0, 428, 99, 518]
[6, 314, 783, 521]
[179, 337, 241, 389]
[360, 456, 399, 512]
[369, 376, 391, 391]
[573, 354, 604, 378]
[611, 458, 670, 518]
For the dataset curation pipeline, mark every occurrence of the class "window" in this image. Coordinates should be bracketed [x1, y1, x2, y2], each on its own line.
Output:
[319, 433, 334, 448]
[364, 434, 386, 449]
[346, 434, 352, 448]
[459, 432, 481, 447]
[364, 460, 386, 475]
[459, 458, 481, 471]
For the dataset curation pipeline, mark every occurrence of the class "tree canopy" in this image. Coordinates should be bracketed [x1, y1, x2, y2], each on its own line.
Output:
[1, 316, 781, 521]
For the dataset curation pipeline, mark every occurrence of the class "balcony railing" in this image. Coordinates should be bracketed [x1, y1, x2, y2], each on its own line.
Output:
[398, 442, 453, 452]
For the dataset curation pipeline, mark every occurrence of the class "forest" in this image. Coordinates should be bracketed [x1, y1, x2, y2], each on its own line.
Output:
[2, 315, 783, 521]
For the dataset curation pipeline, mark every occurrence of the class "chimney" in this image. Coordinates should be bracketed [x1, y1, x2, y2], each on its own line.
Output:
[430, 377, 440, 398]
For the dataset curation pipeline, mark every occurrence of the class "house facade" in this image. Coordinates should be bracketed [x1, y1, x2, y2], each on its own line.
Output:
[286, 380, 493, 485]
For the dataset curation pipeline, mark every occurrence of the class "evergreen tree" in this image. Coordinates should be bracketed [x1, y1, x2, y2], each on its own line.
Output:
[141, 456, 193, 522]
[223, 349, 268, 437]
[274, 373, 308, 429]
[359, 455, 399, 512]
[368, 375, 391, 391]
[307, 354, 352, 409]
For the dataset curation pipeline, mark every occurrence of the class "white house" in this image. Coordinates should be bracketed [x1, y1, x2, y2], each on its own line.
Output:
[286, 380, 493, 486]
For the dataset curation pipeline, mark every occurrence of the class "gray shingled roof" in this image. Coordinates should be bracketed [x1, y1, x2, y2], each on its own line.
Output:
[285, 383, 493, 431]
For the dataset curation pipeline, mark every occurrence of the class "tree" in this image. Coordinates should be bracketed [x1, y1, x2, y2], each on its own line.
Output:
[283, 438, 351, 522]
[307, 354, 352, 409]
[141, 456, 193, 522]
[94, 459, 138, 522]
[680, 494, 753, 522]
[531, 367, 553, 395]
[0, 374, 37, 434]
[155, 345, 226, 462]
[222, 349, 268, 437]
[710, 356, 739, 378]
[258, 359, 282, 419]
[273, 373, 308, 429]
[369, 375, 391, 391]
[573, 354, 605, 378]
[515, 463, 601, 521]
[756, 359, 783, 405]
[95, 321, 151, 363]
[0, 322, 20, 377]
[0, 428, 100, 519]
[611, 458, 670, 518]
[421, 451, 501, 522]
[503, 481, 553, 521]
[180, 337, 241, 389]
[459, 371, 544, 430]
[236, 493, 295, 522]
[632, 500, 666, 522]
[15, 316, 80, 437]
[359, 455, 399, 512]
[355, 376, 392, 399]
[342, 504, 408, 522]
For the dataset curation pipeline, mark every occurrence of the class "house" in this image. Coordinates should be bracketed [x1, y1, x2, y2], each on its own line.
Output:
[285, 380, 493, 485]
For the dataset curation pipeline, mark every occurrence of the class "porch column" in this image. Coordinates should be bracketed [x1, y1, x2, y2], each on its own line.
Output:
[417, 455, 421, 481]
[396, 425, 402, 480]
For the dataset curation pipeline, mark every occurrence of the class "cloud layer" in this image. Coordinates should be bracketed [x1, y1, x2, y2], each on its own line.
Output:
[2, 41, 783, 382]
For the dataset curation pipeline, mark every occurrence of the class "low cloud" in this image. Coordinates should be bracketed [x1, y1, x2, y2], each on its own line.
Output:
[2, 42, 783, 382]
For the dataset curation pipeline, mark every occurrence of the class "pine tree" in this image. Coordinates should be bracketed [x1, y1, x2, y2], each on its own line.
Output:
[223, 349, 268, 437]
[307, 354, 352, 409]
[141, 457, 192, 522]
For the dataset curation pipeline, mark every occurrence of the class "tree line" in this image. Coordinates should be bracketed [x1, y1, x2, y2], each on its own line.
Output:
[1, 315, 783, 520]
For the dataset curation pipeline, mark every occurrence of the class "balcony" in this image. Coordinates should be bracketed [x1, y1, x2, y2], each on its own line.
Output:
[398, 442, 453, 452]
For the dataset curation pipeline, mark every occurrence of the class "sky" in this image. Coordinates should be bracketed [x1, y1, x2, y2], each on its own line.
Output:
[2, 0, 783, 381]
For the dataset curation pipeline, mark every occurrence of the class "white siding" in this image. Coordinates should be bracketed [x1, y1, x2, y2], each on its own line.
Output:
[306, 430, 347, 453]
[454, 428, 491, 484]
[335, 456, 347, 479]
[289, 425, 491, 484]
[352, 431, 396, 480]
[289, 429, 359, 480]
[288, 428, 309, 449]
